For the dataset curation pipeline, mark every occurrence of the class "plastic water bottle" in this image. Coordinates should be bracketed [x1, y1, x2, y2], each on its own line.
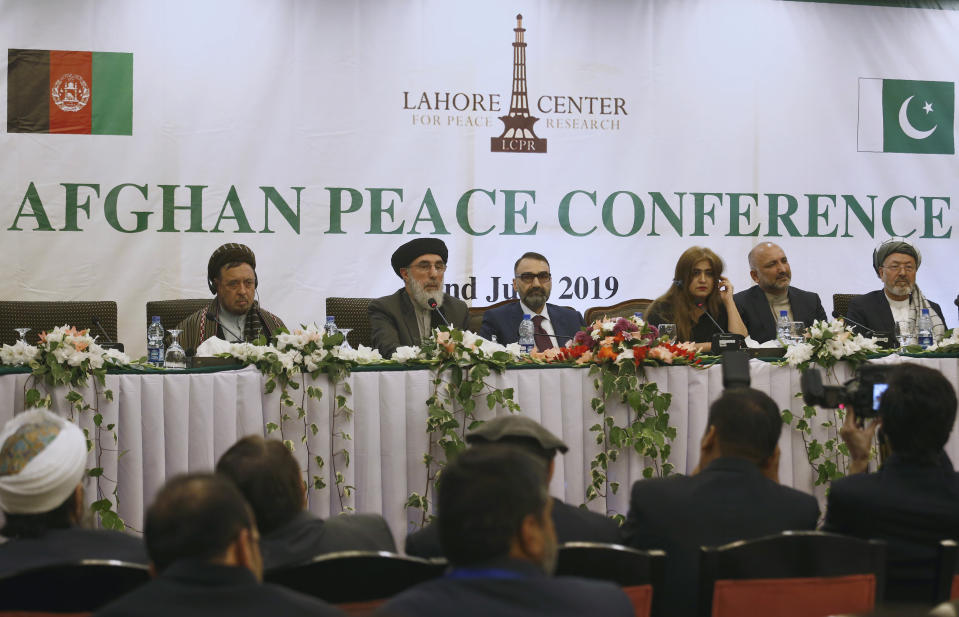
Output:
[776, 310, 790, 343]
[147, 316, 165, 366]
[518, 314, 535, 354]
[918, 308, 933, 349]
[634, 311, 644, 321]
[324, 315, 338, 337]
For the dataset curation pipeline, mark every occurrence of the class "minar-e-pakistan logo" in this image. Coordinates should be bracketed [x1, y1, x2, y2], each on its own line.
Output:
[491, 14, 547, 154]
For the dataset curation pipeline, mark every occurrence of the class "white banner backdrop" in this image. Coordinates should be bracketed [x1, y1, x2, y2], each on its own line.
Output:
[2, 0, 957, 357]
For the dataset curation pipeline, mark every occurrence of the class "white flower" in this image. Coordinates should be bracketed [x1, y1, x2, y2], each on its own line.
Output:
[784, 342, 814, 366]
[460, 330, 484, 350]
[351, 345, 383, 364]
[615, 349, 635, 364]
[102, 348, 131, 366]
[503, 343, 523, 358]
[0, 341, 40, 365]
[391, 346, 423, 363]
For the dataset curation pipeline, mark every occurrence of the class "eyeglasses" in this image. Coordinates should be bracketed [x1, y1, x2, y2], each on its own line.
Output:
[881, 262, 916, 274]
[517, 271, 552, 283]
[411, 261, 447, 273]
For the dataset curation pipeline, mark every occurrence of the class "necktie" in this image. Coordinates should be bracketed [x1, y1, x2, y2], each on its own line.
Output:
[532, 314, 552, 352]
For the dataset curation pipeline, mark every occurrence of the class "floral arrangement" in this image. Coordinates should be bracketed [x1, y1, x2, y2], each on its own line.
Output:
[393, 328, 522, 366]
[536, 315, 700, 367]
[782, 319, 882, 370]
[0, 325, 132, 371]
[930, 328, 959, 353]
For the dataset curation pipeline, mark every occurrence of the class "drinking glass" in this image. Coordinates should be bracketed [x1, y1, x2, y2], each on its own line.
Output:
[14, 327, 30, 342]
[788, 322, 805, 345]
[658, 323, 677, 343]
[338, 328, 353, 350]
[896, 320, 917, 347]
[165, 329, 187, 369]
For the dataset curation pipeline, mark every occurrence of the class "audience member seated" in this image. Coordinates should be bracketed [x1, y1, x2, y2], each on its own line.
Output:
[216, 435, 396, 569]
[824, 363, 959, 604]
[380, 446, 633, 617]
[646, 246, 748, 353]
[94, 473, 343, 617]
[405, 415, 621, 558]
[0, 409, 146, 575]
[622, 388, 819, 617]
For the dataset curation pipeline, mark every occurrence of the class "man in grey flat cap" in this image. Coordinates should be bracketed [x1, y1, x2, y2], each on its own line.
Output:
[404, 414, 621, 558]
[846, 239, 947, 341]
[369, 238, 470, 358]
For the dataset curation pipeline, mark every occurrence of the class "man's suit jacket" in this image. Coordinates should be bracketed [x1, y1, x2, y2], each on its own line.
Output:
[404, 497, 621, 558]
[823, 453, 959, 604]
[94, 560, 342, 617]
[369, 288, 470, 358]
[379, 557, 634, 617]
[478, 302, 586, 346]
[733, 285, 828, 343]
[621, 457, 820, 617]
[845, 289, 946, 337]
[0, 527, 147, 577]
[262, 511, 396, 570]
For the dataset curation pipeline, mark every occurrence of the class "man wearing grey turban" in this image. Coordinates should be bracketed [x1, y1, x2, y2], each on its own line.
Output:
[0, 409, 145, 575]
[846, 240, 947, 341]
[177, 243, 287, 355]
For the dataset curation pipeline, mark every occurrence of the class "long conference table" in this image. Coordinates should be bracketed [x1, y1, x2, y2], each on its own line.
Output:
[1, 355, 957, 543]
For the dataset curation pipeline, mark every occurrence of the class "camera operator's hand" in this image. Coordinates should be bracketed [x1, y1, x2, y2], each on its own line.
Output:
[840, 406, 880, 475]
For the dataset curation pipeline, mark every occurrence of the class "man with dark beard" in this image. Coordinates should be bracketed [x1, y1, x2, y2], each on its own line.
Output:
[369, 238, 470, 358]
[479, 252, 586, 349]
[733, 242, 827, 343]
[845, 240, 947, 340]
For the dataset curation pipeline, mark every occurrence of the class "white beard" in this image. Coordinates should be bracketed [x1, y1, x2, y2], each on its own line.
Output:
[408, 277, 444, 310]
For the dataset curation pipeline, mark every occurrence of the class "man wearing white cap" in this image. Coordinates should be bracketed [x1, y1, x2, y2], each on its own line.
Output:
[0, 409, 145, 575]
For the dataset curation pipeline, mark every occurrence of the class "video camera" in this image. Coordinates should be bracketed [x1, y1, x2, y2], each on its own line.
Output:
[800, 362, 890, 418]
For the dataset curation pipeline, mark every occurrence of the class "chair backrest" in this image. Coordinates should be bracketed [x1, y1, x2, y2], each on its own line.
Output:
[0, 560, 150, 611]
[264, 550, 447, 604]
[832, 293, 857, 319]
[937, 539, 959, 602]
[0, 301, 118, 347]
[699, 531, 886, 617]
[325, 297, 374, 349]
[556, 542, 665, 617]
[467, 299, 516, 334]
[145, 298, 211, 334]
[584, 298, 654, 325]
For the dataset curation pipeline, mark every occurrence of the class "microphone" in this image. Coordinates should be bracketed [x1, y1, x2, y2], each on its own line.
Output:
[696, 303, 727, 334]
[427, 298, 451, 327]
[831, 310, 881, 336]
[205, 311, 244, 342]
[832, 310, 895, 349]
[91, 317, 124, 351]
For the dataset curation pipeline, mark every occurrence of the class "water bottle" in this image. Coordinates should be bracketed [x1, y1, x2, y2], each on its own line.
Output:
[324, 315, 338, 337]
[518, 314, 535, 354]
[776, 310, 790, 343]
[147, 316, 165, 366]
[918, 308, 933, 349]
[634, 311, 644, 321]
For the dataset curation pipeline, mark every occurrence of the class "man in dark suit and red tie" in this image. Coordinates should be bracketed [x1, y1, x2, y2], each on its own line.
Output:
[479, 252, 586, 348]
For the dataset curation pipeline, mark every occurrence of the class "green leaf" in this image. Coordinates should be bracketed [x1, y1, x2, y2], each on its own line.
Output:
[104, 389, 114, 402]
[93, 413, 103, 427]
[781, 410, 793, 425]
[265, 422, 279, 433]
[87, 467, 104, 477]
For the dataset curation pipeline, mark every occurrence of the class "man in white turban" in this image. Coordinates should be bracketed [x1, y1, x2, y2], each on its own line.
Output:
[0, 409, 145, 575]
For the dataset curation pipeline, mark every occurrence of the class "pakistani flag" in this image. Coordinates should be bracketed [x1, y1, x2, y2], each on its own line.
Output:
[7, 49, 133, 135]
[858, 78, 954, 154]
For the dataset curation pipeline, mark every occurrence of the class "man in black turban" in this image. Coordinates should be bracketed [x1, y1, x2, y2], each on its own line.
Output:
[368, 238, 470, 357]
[845, 239, 946, 342]
[177, 243, 287, 355]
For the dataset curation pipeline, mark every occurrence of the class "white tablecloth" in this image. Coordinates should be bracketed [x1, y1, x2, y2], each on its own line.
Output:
[1, 356, 957, 543]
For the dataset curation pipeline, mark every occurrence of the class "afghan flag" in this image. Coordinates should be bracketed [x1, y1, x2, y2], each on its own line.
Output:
[7, 49, 133, 135]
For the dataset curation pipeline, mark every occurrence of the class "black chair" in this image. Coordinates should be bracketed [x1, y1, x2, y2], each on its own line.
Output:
[265, 550, 446, 606]
[325, 297, 374, 349]
[0, 560, 150, 611]
[0, 300, 118, 347]
[145, 298, 211, 334]
[934, 539, 958, 603]
[584, 298, 654, 325]
[467, 299, 515, 334]
[832, 293, 858, 320]
[555, 542, 666, 617]
[699, 531, 886, 617]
